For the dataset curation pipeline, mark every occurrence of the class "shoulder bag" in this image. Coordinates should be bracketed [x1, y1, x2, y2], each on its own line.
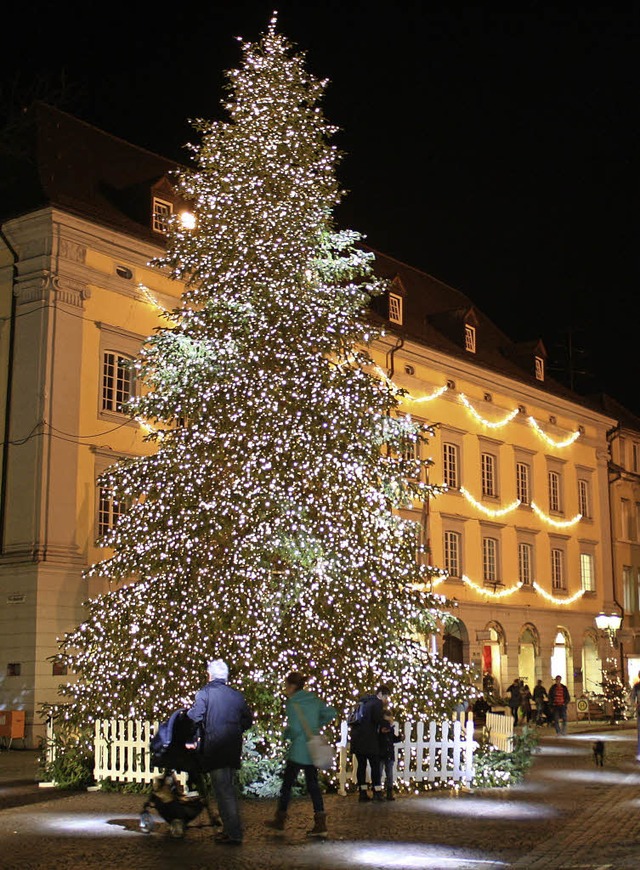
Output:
[292, 702, 335, 770]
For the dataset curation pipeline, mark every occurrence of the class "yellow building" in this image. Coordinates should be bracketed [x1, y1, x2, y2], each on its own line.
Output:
[0, 103, 628, 743]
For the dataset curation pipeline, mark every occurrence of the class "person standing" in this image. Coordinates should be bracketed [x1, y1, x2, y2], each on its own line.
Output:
[521, 684, 533, 724]
[506, 677, 522, 726]
[186, 659, 253, 846]
[264, 672, 337, 838]
[350, 684, 391, 802]
[548, 675, 570, 735]
[533, 679, 548, 725]
[631, 671, 640, 761]
[378, 709, 402, 801]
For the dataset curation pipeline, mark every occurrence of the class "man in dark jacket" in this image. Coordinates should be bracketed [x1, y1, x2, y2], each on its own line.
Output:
[187, 659, 253, 845]
[548, 675, 570, 735]
[349, 684, 390, 802]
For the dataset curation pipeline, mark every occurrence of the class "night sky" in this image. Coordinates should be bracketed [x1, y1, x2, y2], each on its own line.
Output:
[3, 2, 638, 413]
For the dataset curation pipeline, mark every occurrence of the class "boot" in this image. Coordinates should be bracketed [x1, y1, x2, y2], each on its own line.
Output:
[373, 788, 385, 802]
[264, 808, 287, 831]
[358, 787, 371, 802]
[307, 811, 328, 838]
[386, 787, 395, 801]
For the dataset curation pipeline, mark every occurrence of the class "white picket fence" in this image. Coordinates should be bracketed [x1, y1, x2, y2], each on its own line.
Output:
[484, 711, 515, 752]
[336, 714, 477, 795]
[44, 713, 483, 791]
[93, 719, 187, 787]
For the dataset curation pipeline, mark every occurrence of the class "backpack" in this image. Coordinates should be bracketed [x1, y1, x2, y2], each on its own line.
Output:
[150, 709, 196, 770]
[347, 699, 366, 728]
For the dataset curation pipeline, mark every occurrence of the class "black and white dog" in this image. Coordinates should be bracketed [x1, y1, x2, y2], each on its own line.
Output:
[593, 740, 605, 766]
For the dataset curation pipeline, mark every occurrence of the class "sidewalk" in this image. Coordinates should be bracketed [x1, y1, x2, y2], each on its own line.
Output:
[0, 721, 639, 869]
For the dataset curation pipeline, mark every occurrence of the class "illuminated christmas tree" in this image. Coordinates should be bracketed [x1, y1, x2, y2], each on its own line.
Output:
[57, 17, 470, 731]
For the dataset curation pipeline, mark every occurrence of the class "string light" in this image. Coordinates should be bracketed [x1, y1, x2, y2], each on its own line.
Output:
[527, 417, 581, 448]
[459, 486, 521, 517]
[531, 502, 582, 528]
[532, 582, 585, 605]
[461, 575, 523, 598]
[458, 394, 519, 428]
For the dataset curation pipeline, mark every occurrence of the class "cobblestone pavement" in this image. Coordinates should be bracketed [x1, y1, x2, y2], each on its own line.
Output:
[1, 722, 640, 869]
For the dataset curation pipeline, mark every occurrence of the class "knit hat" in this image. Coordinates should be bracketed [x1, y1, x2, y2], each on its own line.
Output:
[208, 659, 229, 681]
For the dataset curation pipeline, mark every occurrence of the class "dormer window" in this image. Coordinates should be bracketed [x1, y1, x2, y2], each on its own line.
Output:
[152, 197, 173, 234]
[389, 293, 403, 325]
[464, 324, 476, 353]
[535, 355, 544, 381]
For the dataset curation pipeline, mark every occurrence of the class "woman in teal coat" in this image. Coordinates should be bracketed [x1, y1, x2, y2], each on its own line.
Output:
[264, 671, 337, 838]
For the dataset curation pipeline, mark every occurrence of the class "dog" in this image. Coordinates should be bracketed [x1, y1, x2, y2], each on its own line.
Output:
[593, 740, 605, 766]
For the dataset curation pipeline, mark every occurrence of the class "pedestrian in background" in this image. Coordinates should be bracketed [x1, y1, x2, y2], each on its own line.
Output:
[186, 659, 253, 846]
[506, 677, 522, 725]
[631, 671, 640, 761]
[533, 679, 548, 725]
[548, 675, 570, 735]
[264, 672, 337, 838]
[350, 684, 390, 802]
[378, 709, 402, 801]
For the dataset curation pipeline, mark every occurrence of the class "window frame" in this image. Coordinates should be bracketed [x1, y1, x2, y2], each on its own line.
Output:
[580, 552, 595, 593]
[464, 324, 476, 353]
[577, 478, 591, 519]
[551, 547, 565, 590]
[481, 451, 498, 498]
[443, 530, 461, 578]
[482, 536, 499, 584]
[442, 441, 460, 489]
[518, 541, 533, 586]
[97, 323, 143, 423]
[516, 460, 531, 505]
[548, 470, 562, 513]
[388, 293, 403, 325]
[152, 196, 173, 234]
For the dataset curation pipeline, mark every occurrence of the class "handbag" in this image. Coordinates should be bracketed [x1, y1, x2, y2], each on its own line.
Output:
[292, 701, 335, 770]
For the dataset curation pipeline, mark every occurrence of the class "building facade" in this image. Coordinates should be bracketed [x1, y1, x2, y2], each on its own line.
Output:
[0, 103, 629, 743]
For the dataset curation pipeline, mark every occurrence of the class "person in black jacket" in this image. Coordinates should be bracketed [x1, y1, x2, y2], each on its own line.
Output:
[186, 659, 253, 845]
[378, 709, 402, 801]
[349, 684, 390, 802]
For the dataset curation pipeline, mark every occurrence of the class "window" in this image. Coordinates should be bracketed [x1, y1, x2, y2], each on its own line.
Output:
[619, 436, 626, 467]
[443, 531, 461, 578]
[152, 197, 173, 233]
[518, 542, 533, 586]
[443, 442, 459, 489]
[578, 479, 590, 519]
[464, 324, 476, 353]
[633, 443, 640, 473]
[98, 484, 126, 539]
[400, 433, 420, 480]
[623, 566, 634, 612]
[482, 537, 499, 583]
[516, 461, 531, 505]
[551, 548, 565, 590]
[101, 352, 134, 414]
[637, 569, 640, 615]
[548, 470, 562, 513]
[481, 452, 497, 497]
[534, 355, 545, 381]
[388, 293, 403, 325]
[621, 498, 630, 539]
[580, 553, 595, 592]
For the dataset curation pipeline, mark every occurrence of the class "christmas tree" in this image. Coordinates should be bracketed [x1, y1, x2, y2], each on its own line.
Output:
[56, 16, 470, 732]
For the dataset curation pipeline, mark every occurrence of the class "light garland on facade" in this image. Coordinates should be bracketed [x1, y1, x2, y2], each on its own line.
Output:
[458, 393, 519, 428]
[530, 502, 582, 528]
[532, 581, 585, 605]
[408, 385, 449, 403]
[138, 284, 178, 325]
[462, 575, 523, 598]
[459, 486, 521, 517]
[527, 416, 581, 448]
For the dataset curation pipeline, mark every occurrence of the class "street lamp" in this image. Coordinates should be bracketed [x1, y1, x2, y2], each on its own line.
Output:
[594, 611, 623, 639]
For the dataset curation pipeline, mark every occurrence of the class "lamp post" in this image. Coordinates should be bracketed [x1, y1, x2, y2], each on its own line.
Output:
[594, 611, 624, 722]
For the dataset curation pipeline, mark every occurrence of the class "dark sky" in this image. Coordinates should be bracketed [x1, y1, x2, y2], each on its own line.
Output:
[3, 2, 638, 412]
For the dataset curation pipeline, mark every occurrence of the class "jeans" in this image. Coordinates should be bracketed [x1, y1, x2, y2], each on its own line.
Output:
[535, 700, 545, 724]
[210, 767, 243, 841]
[355, 753, 382, 789]
[552, 704, 567, 734]
[380, 758, 395, 789]
[278, 760, 324, 813]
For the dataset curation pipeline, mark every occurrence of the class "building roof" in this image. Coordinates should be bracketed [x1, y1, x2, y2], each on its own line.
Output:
[0, 102, 613, 421]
